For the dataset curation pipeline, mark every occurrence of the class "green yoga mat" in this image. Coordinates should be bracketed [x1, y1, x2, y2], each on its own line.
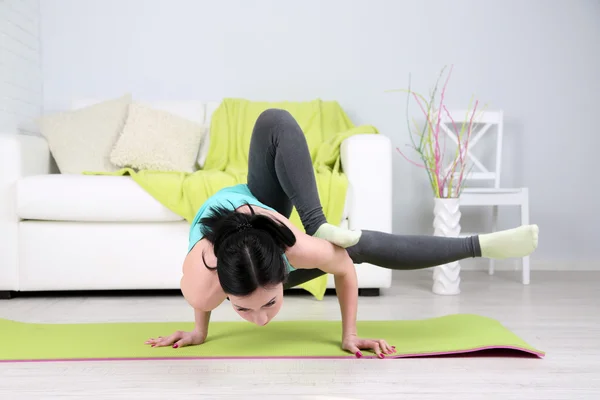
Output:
[0, 314, 544, 362]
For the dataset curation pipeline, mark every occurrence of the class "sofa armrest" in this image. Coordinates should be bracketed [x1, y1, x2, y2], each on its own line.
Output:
[341, 134, 393, 233]
[0, 133, 52, 291]
[0, 133, 52, 178]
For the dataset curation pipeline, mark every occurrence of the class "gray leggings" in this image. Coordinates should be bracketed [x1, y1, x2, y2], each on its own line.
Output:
[246, 109, 481, 289]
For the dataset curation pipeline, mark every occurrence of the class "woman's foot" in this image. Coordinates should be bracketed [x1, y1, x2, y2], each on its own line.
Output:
[479, 224, 539, 259]
[313, 223, 362, 248]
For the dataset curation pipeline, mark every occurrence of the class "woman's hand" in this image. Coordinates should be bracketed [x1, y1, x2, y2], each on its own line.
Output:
[145, 330, 206, 349]
[342, 334, 396, 359]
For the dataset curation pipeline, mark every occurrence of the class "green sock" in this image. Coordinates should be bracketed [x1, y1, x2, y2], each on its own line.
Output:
[479, 225, 539, 259]
[313, 223, 362, 248]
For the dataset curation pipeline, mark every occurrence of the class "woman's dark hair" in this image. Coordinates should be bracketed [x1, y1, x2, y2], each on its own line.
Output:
[199, 203, 296, 296]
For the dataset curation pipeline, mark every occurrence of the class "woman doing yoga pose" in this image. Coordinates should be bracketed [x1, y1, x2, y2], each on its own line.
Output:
[145, 109, 539, 358]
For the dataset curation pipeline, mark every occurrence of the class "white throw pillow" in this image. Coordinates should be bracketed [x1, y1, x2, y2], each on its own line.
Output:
[37, 94, 131, 173]
[110, 102, 207, 172]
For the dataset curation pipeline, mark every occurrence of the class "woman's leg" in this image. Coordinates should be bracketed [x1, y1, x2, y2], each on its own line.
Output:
[346, 225, 538, 269]
[284, 225, 539, 289]
[346, 231, 481, 270]
[285, 234, 480, 289]
[247, 108, 359, 246]
[284, 268, 327, 290]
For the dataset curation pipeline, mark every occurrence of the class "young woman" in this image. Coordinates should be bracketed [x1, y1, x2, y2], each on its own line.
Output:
[145, 109, 539, 359]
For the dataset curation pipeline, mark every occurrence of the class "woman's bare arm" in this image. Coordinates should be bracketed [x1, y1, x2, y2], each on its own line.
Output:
[142, 243, 227, 349]
[287, 234, 359, 339]
[193, 308, 212, 336]
[145, 244, 225, 349]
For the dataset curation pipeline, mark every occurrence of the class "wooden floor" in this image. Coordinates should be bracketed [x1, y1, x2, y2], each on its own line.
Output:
[0, 270, 599, 399]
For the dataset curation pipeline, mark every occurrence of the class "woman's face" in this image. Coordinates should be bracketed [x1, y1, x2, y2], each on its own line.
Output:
[228, 284, 284, 326]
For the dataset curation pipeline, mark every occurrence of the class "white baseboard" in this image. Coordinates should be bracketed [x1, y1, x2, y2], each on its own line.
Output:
[458, 258, 600, 271]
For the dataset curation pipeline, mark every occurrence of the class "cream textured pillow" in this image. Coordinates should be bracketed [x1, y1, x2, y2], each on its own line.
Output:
[37, 94, 131, 173]
[110, 103, 206, 172]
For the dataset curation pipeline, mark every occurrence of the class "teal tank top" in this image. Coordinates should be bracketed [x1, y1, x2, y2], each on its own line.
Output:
[188, 183, 296, 272]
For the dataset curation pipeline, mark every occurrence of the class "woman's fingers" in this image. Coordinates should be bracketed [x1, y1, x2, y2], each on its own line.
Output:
[145, 335, 163, 343]
[149, 332, 183, 347]
[172, 335, 193, 349]
[145, 332, 205, 349]
[356, 339, 395, 358]
[357, 339, 383, 359]
[347, 343, 363, 358]
[380, 340, 395, 355]
[172, 334, 191, 349]
[158, 333, 179, 347]
[372, 341, 383, 358]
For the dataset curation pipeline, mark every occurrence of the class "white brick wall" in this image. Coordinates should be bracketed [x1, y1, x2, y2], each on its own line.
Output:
[0, 0, 42, 133]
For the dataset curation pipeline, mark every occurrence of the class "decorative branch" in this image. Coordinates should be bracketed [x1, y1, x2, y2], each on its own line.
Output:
[395, 147, 427, 169]
[390, 65, 483, 198]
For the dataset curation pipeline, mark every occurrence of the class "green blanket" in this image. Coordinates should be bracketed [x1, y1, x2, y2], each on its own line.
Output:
[0, 314, 545, 361]
[86, 98, 379, 300]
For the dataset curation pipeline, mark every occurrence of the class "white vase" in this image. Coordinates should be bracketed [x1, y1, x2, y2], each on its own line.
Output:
[432, 197, 461, 295]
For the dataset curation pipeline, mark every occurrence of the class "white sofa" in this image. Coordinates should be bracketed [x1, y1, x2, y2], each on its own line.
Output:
[0, 101, 393, 299]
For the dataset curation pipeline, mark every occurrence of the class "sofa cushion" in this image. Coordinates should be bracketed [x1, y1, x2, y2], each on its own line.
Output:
[38, 94, 132, 174]
[17, 175, 183, 222]
[110, 102, 207, 172]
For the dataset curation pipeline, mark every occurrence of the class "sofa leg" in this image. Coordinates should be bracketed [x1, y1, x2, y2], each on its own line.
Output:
[358, 288, 380, 297]
[0, 291, 15, 300]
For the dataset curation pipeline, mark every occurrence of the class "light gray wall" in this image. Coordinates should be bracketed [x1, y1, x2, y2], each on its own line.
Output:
[39, 0, 600, 268]
[0, 0, 42, 133]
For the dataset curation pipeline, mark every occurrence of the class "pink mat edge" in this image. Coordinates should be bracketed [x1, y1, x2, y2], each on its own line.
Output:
[0, 345, 545, 363]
